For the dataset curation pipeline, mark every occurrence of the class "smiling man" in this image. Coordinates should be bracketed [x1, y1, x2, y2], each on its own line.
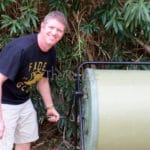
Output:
[0, 11, 68, 150]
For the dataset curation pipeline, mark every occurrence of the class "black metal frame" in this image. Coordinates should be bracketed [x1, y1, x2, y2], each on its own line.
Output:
[74, 61, 150, 150]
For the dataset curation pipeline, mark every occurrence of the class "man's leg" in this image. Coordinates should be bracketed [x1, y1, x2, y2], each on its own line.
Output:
[14, 99, 39, 148]
[0, 104, 19, 150]
[15, 143, 31, 150]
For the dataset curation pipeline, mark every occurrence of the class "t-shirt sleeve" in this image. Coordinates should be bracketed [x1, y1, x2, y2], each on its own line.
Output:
[0, 43, 22, 81]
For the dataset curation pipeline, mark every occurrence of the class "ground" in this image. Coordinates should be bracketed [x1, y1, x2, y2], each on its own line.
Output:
[31, 120, 76, 150]
[31, 120, 62, 150]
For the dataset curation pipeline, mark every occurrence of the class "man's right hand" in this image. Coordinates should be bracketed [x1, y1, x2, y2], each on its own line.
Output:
[0, 118, 5, 139]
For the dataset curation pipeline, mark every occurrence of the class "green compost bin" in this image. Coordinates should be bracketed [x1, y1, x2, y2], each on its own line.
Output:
[83, 69, 150, 150]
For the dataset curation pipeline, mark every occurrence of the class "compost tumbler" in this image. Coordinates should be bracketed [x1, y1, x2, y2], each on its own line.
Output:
[82, 68, 150, 150]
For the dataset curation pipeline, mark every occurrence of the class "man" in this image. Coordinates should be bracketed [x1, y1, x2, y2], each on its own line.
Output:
[0, 11, 68, 150]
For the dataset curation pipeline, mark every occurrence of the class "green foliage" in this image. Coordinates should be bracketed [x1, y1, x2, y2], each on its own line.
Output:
[0, 35, 12, 50]
[72, 0, 80, 11]
[0, 0, 39, 36]
[80, 20, 100, 35]
[20, 6, 39, 29]
[48, 0, 68, 16]
[123, 0, 150, 39]
[93, 0, 124, 34]
[30, 86, 46, 124]
[93, 0, 150, 40]
[0, 0, 16, 11]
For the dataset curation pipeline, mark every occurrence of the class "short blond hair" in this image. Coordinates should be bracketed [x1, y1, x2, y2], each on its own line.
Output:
[43, 11, 68, 29]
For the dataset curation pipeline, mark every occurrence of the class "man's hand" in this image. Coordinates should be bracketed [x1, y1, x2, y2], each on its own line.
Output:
[46, 107, 60, 122]
[0, 118, 5, 139]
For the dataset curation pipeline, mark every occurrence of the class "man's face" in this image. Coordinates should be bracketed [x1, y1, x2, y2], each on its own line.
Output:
[41, 18, 65, 47]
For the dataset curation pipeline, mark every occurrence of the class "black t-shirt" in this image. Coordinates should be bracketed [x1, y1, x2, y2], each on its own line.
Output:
[0, 34, 56, 104]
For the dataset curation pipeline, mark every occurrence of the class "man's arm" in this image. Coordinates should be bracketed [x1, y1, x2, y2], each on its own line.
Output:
[0, 73, 8, 139]
[37, 77, 60, 122]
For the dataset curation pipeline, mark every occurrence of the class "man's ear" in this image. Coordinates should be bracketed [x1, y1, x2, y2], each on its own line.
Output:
[41, 22, 45, 28]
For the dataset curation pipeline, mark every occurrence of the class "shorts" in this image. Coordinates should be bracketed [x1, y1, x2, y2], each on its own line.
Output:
[0, 99, 39, 150]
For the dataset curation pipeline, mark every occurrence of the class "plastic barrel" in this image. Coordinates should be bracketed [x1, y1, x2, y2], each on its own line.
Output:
[83, 69, 150, 150]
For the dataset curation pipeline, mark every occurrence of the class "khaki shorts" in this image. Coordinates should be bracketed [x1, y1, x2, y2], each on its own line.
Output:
[0, 99, 39, 150]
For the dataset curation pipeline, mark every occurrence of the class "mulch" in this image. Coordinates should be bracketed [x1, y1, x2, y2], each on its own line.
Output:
[31, 120, 62, 150]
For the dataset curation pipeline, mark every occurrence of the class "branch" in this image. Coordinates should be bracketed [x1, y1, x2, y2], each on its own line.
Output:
[134, 37, 150, 54]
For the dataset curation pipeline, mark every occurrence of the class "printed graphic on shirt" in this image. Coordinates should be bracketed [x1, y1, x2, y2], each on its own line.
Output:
[16, 61, 47, 93]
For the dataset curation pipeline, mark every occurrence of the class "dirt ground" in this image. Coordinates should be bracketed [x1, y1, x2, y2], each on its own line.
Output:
[31, 120, 62, 150]
[31, 120, 77, 150]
